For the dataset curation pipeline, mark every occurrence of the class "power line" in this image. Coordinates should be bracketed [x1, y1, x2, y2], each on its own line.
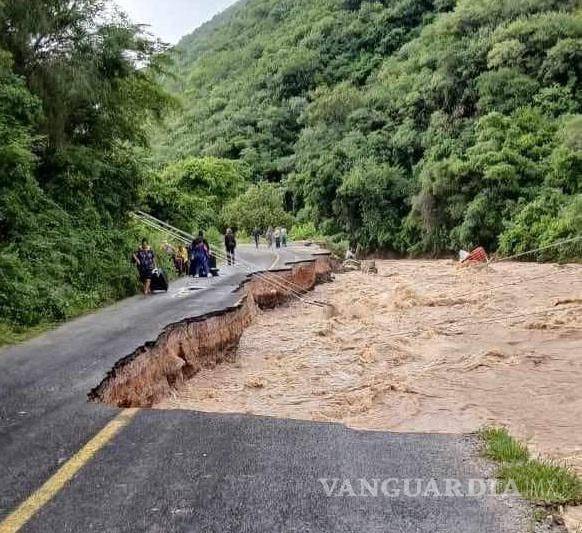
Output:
[136, 210, 321, 301]
[432, 266, 580, 304]
[492, 235, 582, 263]
[132, 212, 328, 307]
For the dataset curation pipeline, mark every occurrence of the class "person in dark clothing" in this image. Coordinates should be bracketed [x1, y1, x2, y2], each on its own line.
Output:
[133, 239, 156, 295]
[252, 227, 261, 249]
[194, 240, 209, 277]
[192, 231, 210, 277]
[274, 227, 281, 248]
[188, 231, 210, 277]
[224, 228, 237, 265]
[196, 230, 210, 253]
[188, 239, 197, 276]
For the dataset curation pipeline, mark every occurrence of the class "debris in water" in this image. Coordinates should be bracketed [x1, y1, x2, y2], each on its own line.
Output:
[245, 376, 266, 389]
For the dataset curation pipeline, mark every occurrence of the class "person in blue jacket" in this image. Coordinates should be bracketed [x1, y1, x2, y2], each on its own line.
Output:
[190, 231, 210, 277]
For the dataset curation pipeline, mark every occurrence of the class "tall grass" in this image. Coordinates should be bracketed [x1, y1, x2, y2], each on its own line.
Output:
[480, 427, 582, 506]
[480, 427, 530, 463]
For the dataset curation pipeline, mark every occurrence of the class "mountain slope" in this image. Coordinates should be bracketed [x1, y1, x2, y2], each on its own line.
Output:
[155, 0, 581, 256]
[155, 0, 440, 173]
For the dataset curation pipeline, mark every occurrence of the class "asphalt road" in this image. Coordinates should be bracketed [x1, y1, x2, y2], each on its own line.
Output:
[0, 245, 528, 532]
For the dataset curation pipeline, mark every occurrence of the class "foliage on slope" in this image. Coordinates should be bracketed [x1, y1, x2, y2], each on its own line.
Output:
[143, 156, 248, 233]
[156, 0, 581, 257]
[0, 0, 173, 340]
[2, 0, 581, 342]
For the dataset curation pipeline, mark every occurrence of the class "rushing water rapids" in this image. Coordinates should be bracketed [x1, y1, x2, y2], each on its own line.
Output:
[160, 259, 582, 477]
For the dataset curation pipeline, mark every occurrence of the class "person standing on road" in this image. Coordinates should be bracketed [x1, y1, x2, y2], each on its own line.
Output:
[281, 227, 288, 247]
[224, 228, 237, 265]
[133, 238, 156, 295]
[174, 245, 188, 275]
[266, 226, 274, 249]
[193, 231, 210, 277]
[274, 227, 281, 248]
[252, 227, 261, 249]
[188, 238, 198, 276]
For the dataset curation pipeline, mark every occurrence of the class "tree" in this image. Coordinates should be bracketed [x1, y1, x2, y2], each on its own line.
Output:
[221, 182, 294, 232]
[336, 160, 411, 250]
[145, 157, 248, 232]
[0, 1, 175, 336]
[0, 0, 175, 220]
[0, 47, 42, 242]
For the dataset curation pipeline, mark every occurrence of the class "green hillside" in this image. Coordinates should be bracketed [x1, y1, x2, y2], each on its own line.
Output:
[155, 0, 581, 255]
[0, 0, 580, 343]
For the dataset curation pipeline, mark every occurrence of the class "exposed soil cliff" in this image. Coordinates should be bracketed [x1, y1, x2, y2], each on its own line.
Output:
[90, 256, 332, 408]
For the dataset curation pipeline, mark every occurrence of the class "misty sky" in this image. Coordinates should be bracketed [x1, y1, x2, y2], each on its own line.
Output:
[115, 0, 239, 44]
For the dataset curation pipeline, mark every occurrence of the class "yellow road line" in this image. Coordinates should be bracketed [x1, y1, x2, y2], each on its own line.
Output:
[0, 408, 140, 533]
[2, 252, 277, 532]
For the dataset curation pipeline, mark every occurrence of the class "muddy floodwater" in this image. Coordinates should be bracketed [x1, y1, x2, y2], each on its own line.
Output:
[159, 260, 582, 472]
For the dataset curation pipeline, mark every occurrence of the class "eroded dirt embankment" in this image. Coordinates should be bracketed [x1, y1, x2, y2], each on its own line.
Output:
[89, 256, 332, 408]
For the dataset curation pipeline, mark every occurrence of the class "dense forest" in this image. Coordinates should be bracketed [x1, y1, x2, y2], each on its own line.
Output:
[0, 0, 173, 341]
[155, 0, 581, 255]
[1, 0, 581, 341]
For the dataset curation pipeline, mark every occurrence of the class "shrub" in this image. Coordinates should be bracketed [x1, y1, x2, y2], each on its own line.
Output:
[290, 221, 320, 240]
[221, 182, 294, 233]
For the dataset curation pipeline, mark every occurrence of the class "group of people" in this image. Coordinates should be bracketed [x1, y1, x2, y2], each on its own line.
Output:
[169, 230, 227, 277]
[252, 226, 288, 249]
[133, 228, 239, 294]
[134, 224, 295, 294]
[163, 230, 236, 277]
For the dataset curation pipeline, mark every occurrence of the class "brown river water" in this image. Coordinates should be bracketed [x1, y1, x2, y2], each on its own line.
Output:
[158, 259, 582, 478]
